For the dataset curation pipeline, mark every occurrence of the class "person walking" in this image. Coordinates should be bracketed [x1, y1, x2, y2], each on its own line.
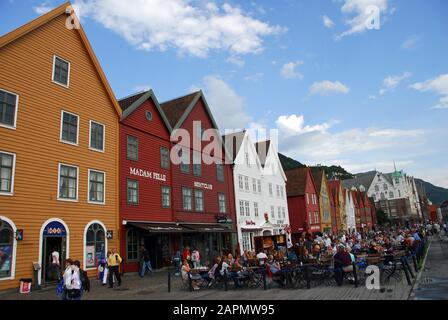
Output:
[139, 245, 153, 277]
[62, 259, 82, 300]
[107, 249, 122, 288]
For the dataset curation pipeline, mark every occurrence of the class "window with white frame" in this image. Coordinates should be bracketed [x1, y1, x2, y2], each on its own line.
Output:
[193, 151, 201, 177]
[242, 232, 252, 252]
[89, 121, 104, 152]
[0, 219, 14, 279]
[245, 153, 250, 166]
[161, 186, 171, 208]
[244, 176, 249, 191]
[216, 164, 224, 182]
[127, 179, 138, 204]
[218, 193, 226, 214]
[88, 170, 105, 204]
[245, 201, 250, 217]
[60, 111, 79, 145]
[375, 185, 379, 192]
[53, 56, 70, 87]
[182, 187, 192, 211]
[58, 164, 78, 200]
[0, 152, 15, 194]
[127, 135, 138, 161]
[306, 193, 309, 204]
[383, 184, 388, 191]
[0, 89, 18, 128]
[276, 185, 280, 197]
[271, 206, 275, 219]
[257, 180, 261, 193]
[282, 207, 286, 219]
[194, 189, 204, 212]
[238, 175, 243, 190]
[308, 212, 313, 223]
[280, 186, 284, 198]
[252, 178, 257, 193]
[85, 223, 105, 268]
[160, 147, 170, 169]
[277, 207, 281, 219]
[254, 202, 259, 217]
[269, 183, 273, 196]
[239, 200, 245, 217]
[389, 191, 394, 198]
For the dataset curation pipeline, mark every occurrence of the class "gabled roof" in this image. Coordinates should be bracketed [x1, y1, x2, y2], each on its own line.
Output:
[222, 131, 246, 162]
[342, 171, 376, 191]
[311, 170, 324, 194]
[0, 2, 122, 117]
[285, 167, 310, 197]
[160, 91, 200, 128]
[255, 140, 271, 168]
[161, 90, 232, 162]
[118, 90, 173, 132]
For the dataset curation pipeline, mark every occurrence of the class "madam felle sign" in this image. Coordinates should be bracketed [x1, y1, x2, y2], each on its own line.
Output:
[130, 167, 167, 182]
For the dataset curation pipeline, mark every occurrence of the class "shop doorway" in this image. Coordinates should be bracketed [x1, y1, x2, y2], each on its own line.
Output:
[143, 234, 170, 269]
[41, 220, 67, 284]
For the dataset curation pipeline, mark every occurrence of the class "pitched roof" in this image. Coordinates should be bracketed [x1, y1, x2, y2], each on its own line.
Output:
[160, 91, 201, 128]
[118, 90, 173, 131]
[342, 171, 377, 191]
[285, 167, 310, 196]
[222, 131, 246, 162]
[0, 2, 122, 117]
[311, 170, 324, 194]
[255, 140, 271, 168]
[118, 91, 148, 112]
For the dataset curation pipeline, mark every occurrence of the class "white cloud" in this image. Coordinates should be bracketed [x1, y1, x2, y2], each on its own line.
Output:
[280, 61, 304, 79]
[401, 34, 422, 50]
[276, 115, 426, 162]
[226, 56, 245, 67]
[33, 2, 53, 15]
[336, 0, 389, 40]
[309, 80, 350, 96]
[322, 15, 335, 28]
[73, 0, 286, 58]
[379, 72, 412, 95]
[201, 75, 251, 130]
[244, 73, 264, 82]
[410, 74, 448, 109]
[276, 114, 334, 136]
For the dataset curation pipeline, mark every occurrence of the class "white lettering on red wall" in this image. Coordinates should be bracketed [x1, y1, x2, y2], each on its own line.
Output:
[130, 167, 167, 182]
[194, 181, 213, 190]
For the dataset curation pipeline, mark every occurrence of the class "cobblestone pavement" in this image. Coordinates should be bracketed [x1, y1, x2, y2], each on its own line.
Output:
[1, 262, 416, 300]
[411, 235, 448, 300]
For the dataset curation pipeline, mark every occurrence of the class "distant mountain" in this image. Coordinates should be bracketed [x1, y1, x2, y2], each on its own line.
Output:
[278, 153, 448, 205]
[416, 179, 448, 205]
[278, 153, 305, 170]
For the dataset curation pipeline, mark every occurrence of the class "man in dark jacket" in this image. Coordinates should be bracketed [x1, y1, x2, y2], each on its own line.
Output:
[333, 245, 353, 286]
[139, 246, 153, 277]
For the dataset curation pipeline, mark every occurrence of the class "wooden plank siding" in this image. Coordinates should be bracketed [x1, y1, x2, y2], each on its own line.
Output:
[0, 12, 120, 290]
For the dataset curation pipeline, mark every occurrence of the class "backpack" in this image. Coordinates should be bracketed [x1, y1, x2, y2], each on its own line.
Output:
[80, 270, 90, 292]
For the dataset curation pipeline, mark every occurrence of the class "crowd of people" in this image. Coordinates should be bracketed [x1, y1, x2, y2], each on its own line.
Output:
[178, 220, 446, 290]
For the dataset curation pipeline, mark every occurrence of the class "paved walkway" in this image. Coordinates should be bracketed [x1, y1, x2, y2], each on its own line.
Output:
[1, 263, 415, 300]
[411, 235, 448, 300]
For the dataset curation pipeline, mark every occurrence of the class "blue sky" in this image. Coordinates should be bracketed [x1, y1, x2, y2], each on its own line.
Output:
[1, 0, 448, 189]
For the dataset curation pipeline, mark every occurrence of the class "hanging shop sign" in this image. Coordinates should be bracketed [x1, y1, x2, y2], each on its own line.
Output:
[129, 167, 166, 182]
[106, 230, 113, 240]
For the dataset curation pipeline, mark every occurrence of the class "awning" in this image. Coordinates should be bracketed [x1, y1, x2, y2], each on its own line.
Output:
[128, 222, 187, 233]
[182, 223, 233, 233]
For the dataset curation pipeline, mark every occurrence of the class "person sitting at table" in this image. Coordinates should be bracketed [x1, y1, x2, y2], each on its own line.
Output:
[267, 255, 285, 287]
[204, 256, 221, 286]
[333, 245, 353, 286]
[256, 250, 268, 265]
[181, 259, 201, 290]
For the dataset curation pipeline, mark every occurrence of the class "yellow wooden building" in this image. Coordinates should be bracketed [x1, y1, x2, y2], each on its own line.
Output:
[311, 169, 332, 235]
[0, 2, 121, 290]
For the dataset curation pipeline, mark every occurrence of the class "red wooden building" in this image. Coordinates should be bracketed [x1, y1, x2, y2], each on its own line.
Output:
[285, 167, 321, 234]
[119, 90, 236, 272]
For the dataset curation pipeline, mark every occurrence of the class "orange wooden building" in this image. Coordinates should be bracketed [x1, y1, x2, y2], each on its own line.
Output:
[0, 2, 121, 290]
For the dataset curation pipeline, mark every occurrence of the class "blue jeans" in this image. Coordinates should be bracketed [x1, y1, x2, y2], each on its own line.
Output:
[140, 261, 153, 277]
